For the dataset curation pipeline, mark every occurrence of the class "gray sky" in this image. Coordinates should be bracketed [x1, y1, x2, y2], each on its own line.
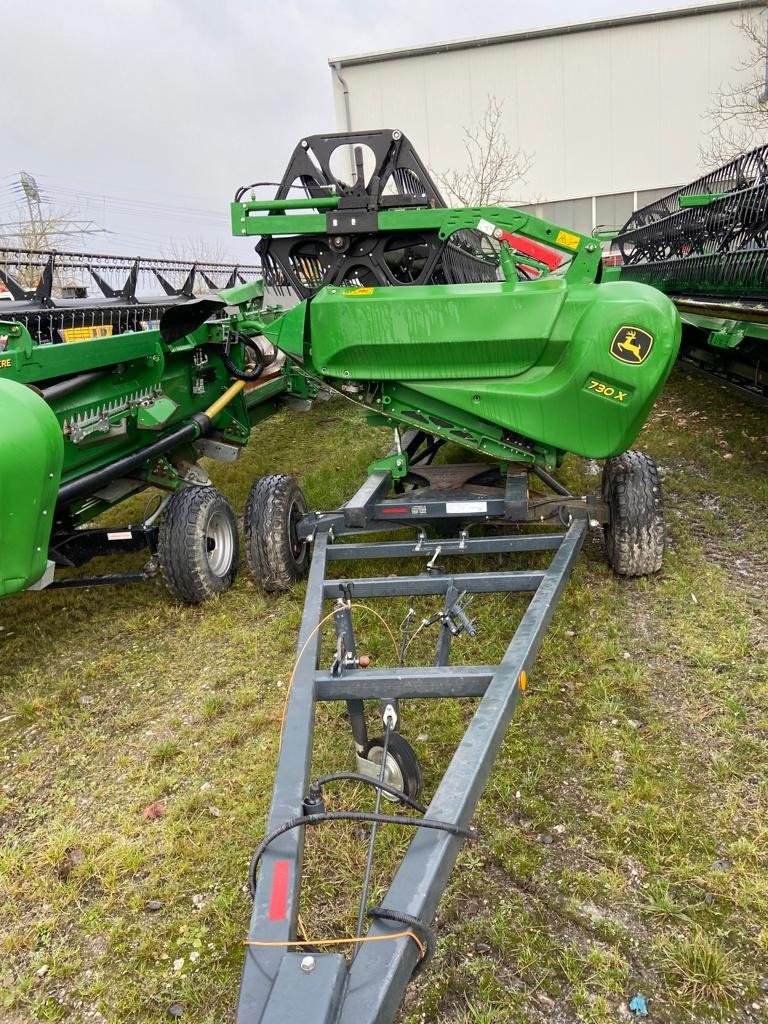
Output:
[0, 1, 719, 260]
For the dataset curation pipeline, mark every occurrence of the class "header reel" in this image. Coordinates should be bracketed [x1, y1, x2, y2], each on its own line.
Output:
[246, 130, 500, 298]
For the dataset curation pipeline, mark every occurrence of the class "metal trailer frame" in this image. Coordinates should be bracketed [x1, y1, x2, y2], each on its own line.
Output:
[237, 430, 593, 1024]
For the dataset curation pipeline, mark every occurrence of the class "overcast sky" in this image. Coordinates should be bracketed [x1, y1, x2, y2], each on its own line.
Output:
[0, 1, 726, 260]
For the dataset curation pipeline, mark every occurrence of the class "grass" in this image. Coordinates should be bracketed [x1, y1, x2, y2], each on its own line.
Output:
[1, 368, 767, 1023]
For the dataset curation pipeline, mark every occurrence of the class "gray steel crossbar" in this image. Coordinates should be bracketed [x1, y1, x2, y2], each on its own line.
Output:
[315, 665, 496, 701]
[323, 570, 544, 599]
[325, 533, 564, 560]
[237, 517, 587, 1024]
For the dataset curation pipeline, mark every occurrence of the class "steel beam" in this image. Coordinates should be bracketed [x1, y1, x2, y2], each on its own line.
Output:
[322, 570, 544, 600]
[337, 519, 587, 1024]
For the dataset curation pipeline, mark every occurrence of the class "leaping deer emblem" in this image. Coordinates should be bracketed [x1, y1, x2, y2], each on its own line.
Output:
[617, 330, 643, 362]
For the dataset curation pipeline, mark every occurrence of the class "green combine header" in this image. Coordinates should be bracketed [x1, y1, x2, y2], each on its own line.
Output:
[608, 143, 768, 403]
[0, 275, 284, 601]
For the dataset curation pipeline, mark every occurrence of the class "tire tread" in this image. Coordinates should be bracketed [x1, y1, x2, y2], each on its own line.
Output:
[602, 450, 665, 576]
[158, 486, 238, 603]
[244, 474, 308, 592]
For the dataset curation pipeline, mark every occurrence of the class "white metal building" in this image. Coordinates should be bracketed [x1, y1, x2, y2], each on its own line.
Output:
[329, 2, 765, 232]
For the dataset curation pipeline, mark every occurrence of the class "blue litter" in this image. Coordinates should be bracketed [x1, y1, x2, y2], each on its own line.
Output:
[629, 994, 649, 1016]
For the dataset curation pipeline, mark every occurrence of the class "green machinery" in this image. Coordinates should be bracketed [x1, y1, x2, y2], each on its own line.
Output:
[225, 132, 682, 1024]
[0, 128, 681, 606]
[608, 143, 768, 404]
[230, 130, 679, 475]
[0, 278, 284, 602]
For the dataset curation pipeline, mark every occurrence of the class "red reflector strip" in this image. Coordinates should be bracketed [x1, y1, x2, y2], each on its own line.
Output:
[499, 231, 562, 271]
[380, 506, 411, 514]
[268, 860, 290, 920]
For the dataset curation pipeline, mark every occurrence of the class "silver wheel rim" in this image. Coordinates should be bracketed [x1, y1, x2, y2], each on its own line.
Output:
[206, 510, 234, 577]
[367, 746, 404, 800]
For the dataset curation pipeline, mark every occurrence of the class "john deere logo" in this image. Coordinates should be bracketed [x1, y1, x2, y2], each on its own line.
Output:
[610, 326, 653, 365]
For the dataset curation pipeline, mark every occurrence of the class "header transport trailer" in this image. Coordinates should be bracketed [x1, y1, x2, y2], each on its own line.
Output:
[1, 127, 684, 1019]
[214, 130, 681, 1023]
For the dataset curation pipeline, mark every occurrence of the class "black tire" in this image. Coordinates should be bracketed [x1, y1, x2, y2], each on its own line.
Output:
[602, 450, 664, 576]
[158, 486, 239, 603]
[363, 733, 423, 802]
[244, 474, 309, 592]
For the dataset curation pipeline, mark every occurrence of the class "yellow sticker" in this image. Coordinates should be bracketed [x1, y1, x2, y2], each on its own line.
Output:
[59, 324, 114, 343]
[585, 378, 629, 402]
[343, 287, 375, 297]
[555, 229, 580, 250]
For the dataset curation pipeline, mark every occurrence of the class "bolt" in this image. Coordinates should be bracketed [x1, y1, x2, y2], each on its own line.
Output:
[300, 955, 315, 972]
[586, 243, 597, 253]
[301, 139, 308, 149]
[392, 130, 402, 140]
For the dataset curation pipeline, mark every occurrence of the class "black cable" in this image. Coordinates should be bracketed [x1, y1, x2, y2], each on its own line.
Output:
[311, 772, 426, 814]
[355, 723, 392, 943]
[368, 906, 436, 976]
[248, 811, 474, 896]
[221, 334, 266, 382]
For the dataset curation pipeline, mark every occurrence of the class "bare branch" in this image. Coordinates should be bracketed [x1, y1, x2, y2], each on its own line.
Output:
[700, 10, 768, 168]
[433, 94, 533, 206]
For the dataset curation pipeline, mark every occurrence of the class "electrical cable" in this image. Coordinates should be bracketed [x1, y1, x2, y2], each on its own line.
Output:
[310, 772, 426, 814]
[248, 810, 474, 896]
[368, 907, 436, 975]
[243, 927, 426, 962]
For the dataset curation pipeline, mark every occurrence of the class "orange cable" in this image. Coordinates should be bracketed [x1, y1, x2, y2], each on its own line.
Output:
[244, 929, 425, 958]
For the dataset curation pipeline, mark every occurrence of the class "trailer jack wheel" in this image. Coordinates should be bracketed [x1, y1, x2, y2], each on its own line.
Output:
[361, 733, 423, 802]
[244, 474, 309, 592]
[602, 450, 665, 576]
[158, 486, 239, 603]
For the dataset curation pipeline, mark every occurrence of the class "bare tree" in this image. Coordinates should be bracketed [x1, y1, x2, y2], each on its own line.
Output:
[434, 95, 533, 207]
[162, 235, 228, 265]
[701, 9, 768, 167]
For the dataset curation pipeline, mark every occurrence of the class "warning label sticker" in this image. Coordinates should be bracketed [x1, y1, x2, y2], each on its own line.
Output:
[555, 229, 580, 250]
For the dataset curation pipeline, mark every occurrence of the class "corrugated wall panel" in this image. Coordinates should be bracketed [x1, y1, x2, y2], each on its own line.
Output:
[332, 7, 754, 205]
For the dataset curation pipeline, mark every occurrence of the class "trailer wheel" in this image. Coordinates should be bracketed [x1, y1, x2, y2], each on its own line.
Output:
[244, 474, 309, 591]
[363, 733, 423, 802]
[602, 450, 664, 576]
[158, 486, 239, 603]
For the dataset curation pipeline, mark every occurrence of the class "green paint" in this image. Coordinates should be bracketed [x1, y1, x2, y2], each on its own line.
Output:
[0, 379, 63, 594]
[0, 289, 283, 597]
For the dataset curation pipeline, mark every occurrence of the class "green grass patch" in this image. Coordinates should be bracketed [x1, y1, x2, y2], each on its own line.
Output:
[1, 370, 767, 1022]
